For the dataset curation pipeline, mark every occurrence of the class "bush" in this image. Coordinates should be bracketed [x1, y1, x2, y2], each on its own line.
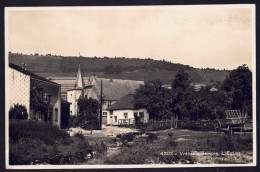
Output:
[9, 120, 69, 145]
[92, 141, 107, 154]
[117, 132, 134, 142]
[203, 134, 252, 154]
[74, 132, 85, 140]
[10, 138, 54, 165]
[137, 121, 171, 132]
[165, 138, 178, 148]
[9, 104, 28, 120]
[178, 120, 216, 131]
[234, 134, 253, 151]
[81, 117, 99, 130]
[146, 133, 158, 142]
[69, 115, 99, 130]
[66, 97, 100, 130]
[9, 120, 94, 165]
[104, 145, 149, 164]
[136, 125, 147, 134]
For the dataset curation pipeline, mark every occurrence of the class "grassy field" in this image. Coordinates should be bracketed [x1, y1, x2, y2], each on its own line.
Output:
[84, 128, 253, 165]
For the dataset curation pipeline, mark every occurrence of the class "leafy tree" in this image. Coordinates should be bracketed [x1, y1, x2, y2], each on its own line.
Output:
[60, 100, 70, 129]
[9, 104, 28, 120]
[172, 70, 192, 92]
[134, 79, 174, 120]
[221, 64, 252, 116]
[77, 97, 99, 130]
[171, 71, 193, 119]
[30, 84, 49, 120]
[78, 97, 99, 116]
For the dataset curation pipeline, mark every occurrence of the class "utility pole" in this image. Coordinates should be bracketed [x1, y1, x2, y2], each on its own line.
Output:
[100, 80, 103, 130]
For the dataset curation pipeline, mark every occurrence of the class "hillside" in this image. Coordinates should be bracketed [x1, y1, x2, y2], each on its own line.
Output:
[8, 53, 230, 85]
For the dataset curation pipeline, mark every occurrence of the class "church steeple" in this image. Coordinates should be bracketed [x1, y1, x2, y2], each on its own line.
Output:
[75, 64, 85, 89]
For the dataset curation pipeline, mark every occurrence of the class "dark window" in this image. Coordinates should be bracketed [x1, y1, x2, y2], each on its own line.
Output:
[36, 111, 41, 120]
[103, 112, 107, 116]
[139, 112, 144, 119]
[124, 113, 128, 118]
[114, 116, 117, 122]
[55, 108, 58, 122]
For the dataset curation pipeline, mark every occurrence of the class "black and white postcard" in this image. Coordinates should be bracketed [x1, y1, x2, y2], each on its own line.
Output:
[5, 4, 256, 169]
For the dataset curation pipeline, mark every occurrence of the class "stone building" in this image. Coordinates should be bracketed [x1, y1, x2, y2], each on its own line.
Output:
[66, 65, 144, 124]
[8, 63, 61, 127]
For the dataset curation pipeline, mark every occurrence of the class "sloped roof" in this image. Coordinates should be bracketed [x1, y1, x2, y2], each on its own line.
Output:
[90, 77, 143, 101]
[107, 94, 135, 110]
[47, 76, 144, 100]
[75, 64, 85, 89]
[9, 63, 59, 86]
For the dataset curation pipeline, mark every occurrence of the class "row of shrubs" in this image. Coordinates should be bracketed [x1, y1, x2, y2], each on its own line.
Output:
[9, 120, 107, 165]
[136, 119, 217, 133]
[177, 120, 216, 131]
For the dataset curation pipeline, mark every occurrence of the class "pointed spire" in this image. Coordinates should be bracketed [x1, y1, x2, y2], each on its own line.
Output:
[75, 64, 85, 89]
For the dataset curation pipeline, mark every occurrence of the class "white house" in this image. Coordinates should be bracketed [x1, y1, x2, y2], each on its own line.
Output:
[106, 94, 149, 126]
[8, 63, 61, 127]
[66, 65, 144, 125]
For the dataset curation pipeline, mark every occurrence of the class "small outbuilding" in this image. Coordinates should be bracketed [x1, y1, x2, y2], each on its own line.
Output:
[106, 94, 149, 126]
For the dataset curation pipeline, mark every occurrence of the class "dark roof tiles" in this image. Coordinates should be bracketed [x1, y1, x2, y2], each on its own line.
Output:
[107, 94, 135, 110]
[9, 63, 59, 85]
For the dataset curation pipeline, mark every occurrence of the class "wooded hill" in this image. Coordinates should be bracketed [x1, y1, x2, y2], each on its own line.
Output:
[9, 53, 230, 85]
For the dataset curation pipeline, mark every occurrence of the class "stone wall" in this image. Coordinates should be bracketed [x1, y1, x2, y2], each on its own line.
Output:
[8, 67, 30, 116]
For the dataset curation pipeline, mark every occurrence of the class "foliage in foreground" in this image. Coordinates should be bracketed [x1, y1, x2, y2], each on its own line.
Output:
[104, 132, 252, 164]
[9, 120, 107, 165]
[9, 104, 28, 120]
[177, 120, 216, 131]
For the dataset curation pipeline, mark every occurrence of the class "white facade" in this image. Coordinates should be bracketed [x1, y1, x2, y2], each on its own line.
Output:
[102, 100, 116, 116]
[8, 67, 30, 116]
[102, 100, 116, 125]
[107, 108, 149, 125]
[67, 89, 82, 116]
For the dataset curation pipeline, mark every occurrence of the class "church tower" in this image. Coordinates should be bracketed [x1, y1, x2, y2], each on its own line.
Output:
[75, 64, 85, 89]
[75, 64, 85, 98]
[67, 64, 86, 116]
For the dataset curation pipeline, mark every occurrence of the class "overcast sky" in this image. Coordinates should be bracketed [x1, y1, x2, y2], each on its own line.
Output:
[6, 5, 254, 70]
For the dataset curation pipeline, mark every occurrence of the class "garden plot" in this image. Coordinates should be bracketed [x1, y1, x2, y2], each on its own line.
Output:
[83, 127, 253, 165]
